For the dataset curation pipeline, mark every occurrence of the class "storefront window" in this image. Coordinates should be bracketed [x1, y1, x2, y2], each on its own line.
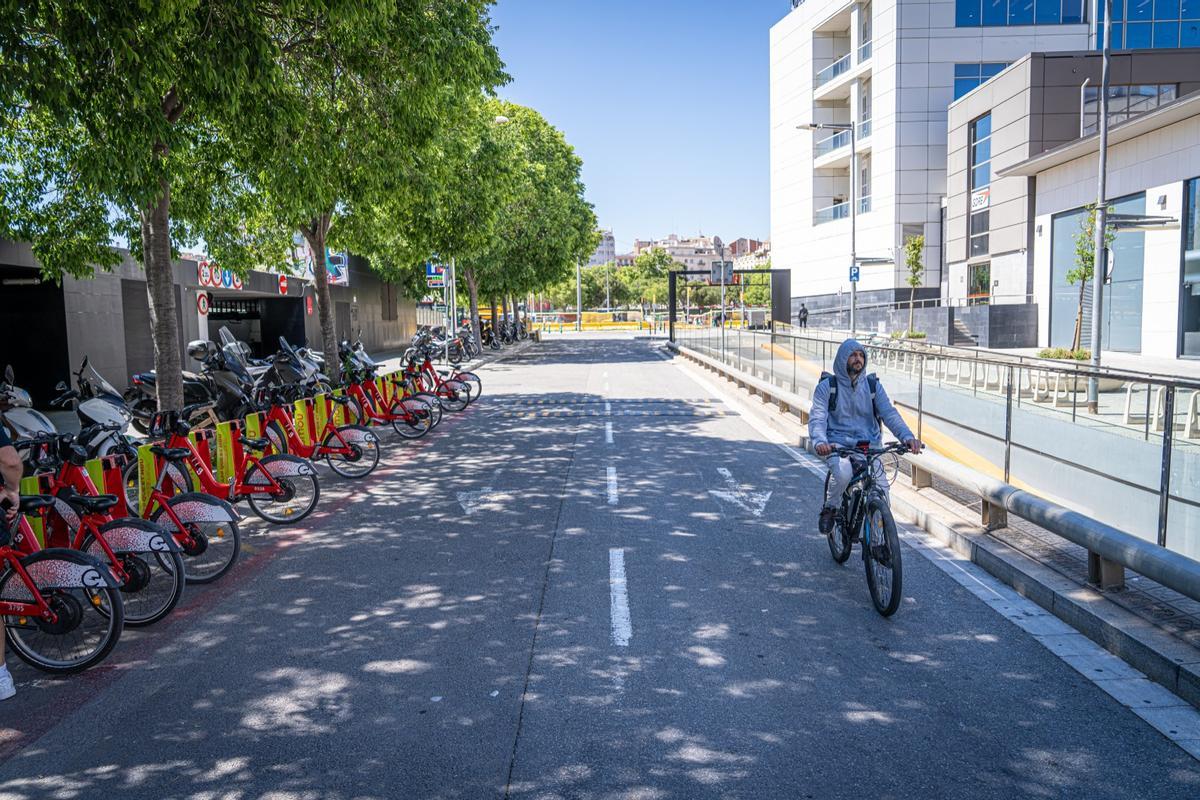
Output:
[1182, 178, 1200, 356]
[1049, 193, 1146, 352]
[969, 263, 992, 303]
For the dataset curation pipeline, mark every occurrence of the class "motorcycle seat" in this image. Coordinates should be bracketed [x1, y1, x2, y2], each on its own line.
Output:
[240, 436, 269, 451]
[55, 488, 119, 515]
[150, 445, 191, 462]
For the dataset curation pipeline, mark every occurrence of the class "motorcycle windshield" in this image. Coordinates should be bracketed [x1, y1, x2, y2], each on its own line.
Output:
[218, 327, 254, 385]
[84, 363, 123, 401]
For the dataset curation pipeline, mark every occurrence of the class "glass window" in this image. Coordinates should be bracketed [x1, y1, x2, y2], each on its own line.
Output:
[983, 0, 1008, 23]
[953, 63, 1011, 99]
[1082, 83, 1177, 133]
[1182, 178, 1200, 356]
[1154, 19, 1180, 43]
[1184, 21, 1200, 45]
[957, 0, 983, 25]
[1184, 0, 1200, 14]
[1158, 0, 1181, 16]
[969, 113, 992, 193]
[1112, 22, 1125, 44]
[1126, 20, 1153, 43]
[1036, 0, 1063, 21]
[1128, 0, 1154, 18]
[968, 263, 992, 297]
[1063, 0, 1086, 21]
[1011, 0, 1036, 22]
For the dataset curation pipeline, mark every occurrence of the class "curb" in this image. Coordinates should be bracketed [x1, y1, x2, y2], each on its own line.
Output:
[889, 486, 1200, 709]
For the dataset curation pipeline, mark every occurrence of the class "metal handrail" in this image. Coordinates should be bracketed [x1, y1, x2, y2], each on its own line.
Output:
[815, 53, 851, 87]
[814, 129, 851, 156]
[667, 339, 1200, 600]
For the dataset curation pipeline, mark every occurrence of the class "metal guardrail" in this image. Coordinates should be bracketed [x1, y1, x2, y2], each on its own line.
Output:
[668, 339, 1200, 604]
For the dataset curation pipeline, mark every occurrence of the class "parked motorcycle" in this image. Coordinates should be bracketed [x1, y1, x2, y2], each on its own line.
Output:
[49, 357, 136, 459]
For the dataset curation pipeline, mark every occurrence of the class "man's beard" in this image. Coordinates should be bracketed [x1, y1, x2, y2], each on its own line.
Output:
[847, 360, 864, 377]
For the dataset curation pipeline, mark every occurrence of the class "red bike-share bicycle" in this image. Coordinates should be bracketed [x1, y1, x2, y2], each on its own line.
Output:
[0, 496, 124, 674]
[144, 405, 321, 524]
[20, 434, 185, 627]
[257, 389, 381, 478]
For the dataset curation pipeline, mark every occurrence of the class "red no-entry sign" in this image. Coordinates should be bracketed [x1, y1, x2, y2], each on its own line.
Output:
[278, 274, 288, 295]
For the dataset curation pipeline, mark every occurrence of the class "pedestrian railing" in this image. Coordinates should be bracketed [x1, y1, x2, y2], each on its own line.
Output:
[668, 338, 1200, 603]
[672, 325, 1200, 563]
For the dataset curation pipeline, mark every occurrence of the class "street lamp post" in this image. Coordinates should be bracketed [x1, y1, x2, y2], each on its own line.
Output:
[799, 121, 858, 334]
[1087, 0, 1113, 413]
[576, 260, 582, 332]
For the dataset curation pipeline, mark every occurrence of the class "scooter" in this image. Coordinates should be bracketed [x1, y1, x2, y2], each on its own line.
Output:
[1, 365, 59, 474]
[49, 357, 136, 459]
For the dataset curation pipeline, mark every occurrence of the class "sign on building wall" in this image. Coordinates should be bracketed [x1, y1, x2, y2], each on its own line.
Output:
[197, 261, 244, 291]
[970, 187, 991, 212]
[290, 233, 350, 286]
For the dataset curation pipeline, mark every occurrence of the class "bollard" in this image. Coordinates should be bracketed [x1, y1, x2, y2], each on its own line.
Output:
[1088, 552, 1126, 590]
[981, 500, 1007, 531]
[910, 464, 933, 489]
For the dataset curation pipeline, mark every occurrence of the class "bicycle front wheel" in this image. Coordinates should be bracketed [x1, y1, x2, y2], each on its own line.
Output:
[81, 525, 185, 628]
[436, 380, 471, 412]
[390, 398, 433, 439]
[324, 425, 381, 478]
[151, 494, 241, 584]
[863, 498, 903, 617]
[1, 549, 124, 675]
[245, 455, 321, 524]
[824, 474, 851, 564]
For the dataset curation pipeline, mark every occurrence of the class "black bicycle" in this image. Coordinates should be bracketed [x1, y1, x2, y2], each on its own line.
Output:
[822, 441, 915, 617]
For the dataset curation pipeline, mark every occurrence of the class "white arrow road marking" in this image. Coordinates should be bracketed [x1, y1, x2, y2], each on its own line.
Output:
[708, 467, 772, 517]
[605, 401, 612, 416]
[605, 422, 614, 444]
[456, 488, 511, 515]
[609, 548, 632, 647]
[607, 467, 619, 505]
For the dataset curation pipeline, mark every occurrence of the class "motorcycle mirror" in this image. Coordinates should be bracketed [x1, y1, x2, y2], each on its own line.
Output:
[55, 381, 69, 391]
[81, 355, 89, 371]
[3, 365, 12, 384]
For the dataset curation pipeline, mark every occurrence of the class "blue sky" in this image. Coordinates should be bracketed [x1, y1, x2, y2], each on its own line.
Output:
[490, 1, 789, 254]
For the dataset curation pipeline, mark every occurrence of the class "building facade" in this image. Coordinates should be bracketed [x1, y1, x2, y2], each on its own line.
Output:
[770, 0, 1094, 314]
[0, 240, 419, 405]
[944, 49, 1200, 357]
[588, 229, 617, 266]
[633, 234, 730, 273]
[1001, 90, 1200, 358]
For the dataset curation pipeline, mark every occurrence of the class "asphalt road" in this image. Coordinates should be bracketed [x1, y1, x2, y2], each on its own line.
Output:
[1, 334, 1197, 800]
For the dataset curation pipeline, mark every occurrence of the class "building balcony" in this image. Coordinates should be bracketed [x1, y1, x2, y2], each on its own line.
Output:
[813, 195, 872, 226]
[815, 53, 852, 89]
[813, 40, 872, 101]
[812, 122, 872, 169]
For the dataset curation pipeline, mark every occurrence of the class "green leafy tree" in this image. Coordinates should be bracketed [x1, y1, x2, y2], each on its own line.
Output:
[741, 258, 772, 308]
[903, 234, 925, 335]
[235, 2, 505, 377]
[1069, 204, 1115, 352]
[0, 2, 294, 409]
[620, 247, 675, 318]
[463, 100, 596, 331]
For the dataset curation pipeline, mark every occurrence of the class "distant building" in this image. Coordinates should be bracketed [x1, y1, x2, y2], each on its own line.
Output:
[633, 234, 728, 273]
[588, 229, 616, 266]
[734, 241, 771, 271]
[615, 252, 637, 267]
[726, 238, 765, 259]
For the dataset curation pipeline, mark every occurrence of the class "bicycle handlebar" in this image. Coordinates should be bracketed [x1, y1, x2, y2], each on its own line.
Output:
[829, 441, 921, 458]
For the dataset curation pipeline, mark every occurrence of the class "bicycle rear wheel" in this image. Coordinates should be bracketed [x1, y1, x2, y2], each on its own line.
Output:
[81, 522, 185, 628]
[122, 459, 194, 515]
[1, 549, 124, 675]
[863, 498, 903, 617]
[245, 455, 321, 524]
[823, 474, 851, 564]
[150, 494, 241, 584]
[436, 380, 470, 412]
[324, 425, 381, 478]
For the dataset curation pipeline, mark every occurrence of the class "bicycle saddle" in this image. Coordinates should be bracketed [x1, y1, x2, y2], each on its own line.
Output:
[55, 487, 119, 515]
[150, 445, 191, 462]
[18, 495, 56, 513]
[240, 436, 269, 451]
[328, 395, 351, 406]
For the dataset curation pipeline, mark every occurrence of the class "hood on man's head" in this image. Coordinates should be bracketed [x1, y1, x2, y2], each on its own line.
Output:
[833, 338, 867, 381]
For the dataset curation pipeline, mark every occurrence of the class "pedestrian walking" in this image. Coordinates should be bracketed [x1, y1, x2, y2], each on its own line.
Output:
[798, 303, 809, 329]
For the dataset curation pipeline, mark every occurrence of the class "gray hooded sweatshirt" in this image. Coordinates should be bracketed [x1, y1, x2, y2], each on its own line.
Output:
[808, 339, 913, 449]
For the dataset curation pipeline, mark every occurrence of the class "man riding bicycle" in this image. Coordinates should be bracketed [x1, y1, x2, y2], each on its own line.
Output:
[809, 339, 921, 535]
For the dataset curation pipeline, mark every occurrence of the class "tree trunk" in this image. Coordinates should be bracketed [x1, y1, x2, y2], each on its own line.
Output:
[140, 176, 185, 412]
[908, 285, 916, 334]
[301, 213, 339, 383]
[1072, 279, 1087, 352]
[501, 295, 508, 326]
[490, 297, 498, 332]
[464, 265, 482, 348]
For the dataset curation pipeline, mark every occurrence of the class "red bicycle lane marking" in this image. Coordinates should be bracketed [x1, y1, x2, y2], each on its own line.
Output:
[0, 403, 479, 765]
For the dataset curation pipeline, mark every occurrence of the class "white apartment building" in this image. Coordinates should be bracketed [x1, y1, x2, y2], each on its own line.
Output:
[587, 229, 617, 266]
[634, 234, 729, 272]
[769, 0, 1091, 310]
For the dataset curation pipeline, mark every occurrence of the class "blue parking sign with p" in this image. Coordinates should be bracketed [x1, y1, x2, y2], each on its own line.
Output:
[849, 265, 860, 282]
